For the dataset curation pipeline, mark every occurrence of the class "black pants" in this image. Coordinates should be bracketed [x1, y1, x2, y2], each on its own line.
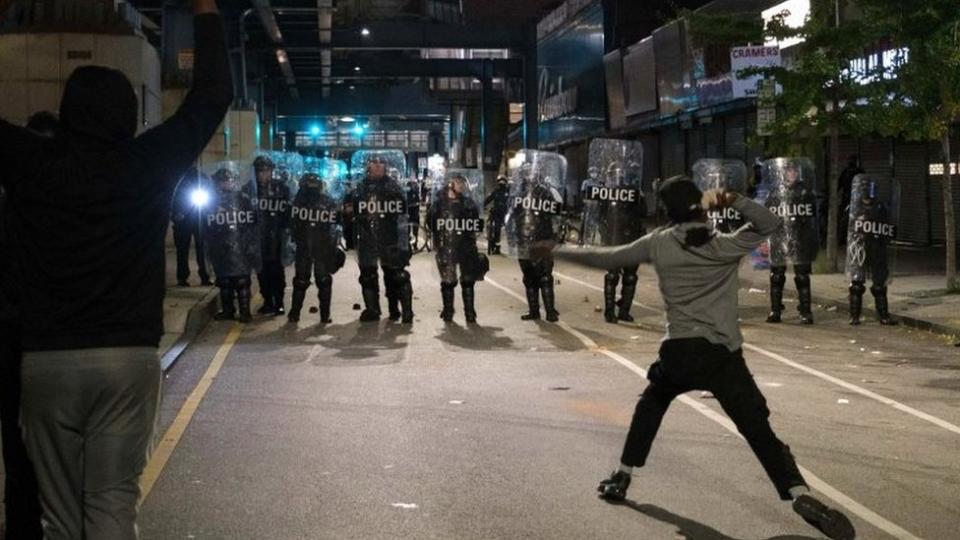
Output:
[487, 212, 505, 247]
[0, 319, 42, 538]
[173, 221, 208, 284]
[257, 260, 286, 305]
[519, 257, 553, 288]
[620, 338, 806, 500]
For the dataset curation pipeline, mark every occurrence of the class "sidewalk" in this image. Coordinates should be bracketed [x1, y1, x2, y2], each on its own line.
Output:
[739, 245, 960, 340]
[160, 246, 219, 371]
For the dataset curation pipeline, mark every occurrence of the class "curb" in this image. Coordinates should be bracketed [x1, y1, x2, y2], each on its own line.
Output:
[159, 288, 220, 372]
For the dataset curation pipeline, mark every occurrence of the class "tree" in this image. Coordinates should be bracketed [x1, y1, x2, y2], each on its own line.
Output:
[688, 0, 874, 272]
[858, 0, 960, 289]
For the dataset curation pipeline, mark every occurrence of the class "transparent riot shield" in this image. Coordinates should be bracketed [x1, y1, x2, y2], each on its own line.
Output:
[692, 159, 748, 233]
[761, 157, 820, 266]
[350, 149, 407, 183]
[251, 154, 296, 266]
[582, 139, 645, 246]
[845, 175, 899, 285]
[429, 170, 487, 282]
[201, 161, 262, 279]
[348, 150, 411, 267]
[290, 160, 346, 274]
[505, 150, 566, 259]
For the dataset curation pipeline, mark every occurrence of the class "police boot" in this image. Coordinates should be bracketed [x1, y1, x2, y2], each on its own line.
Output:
[541, 278, 559, 323]
[618, 272, 638, 323]
[795, 271, 814, 325]
[398, 271, 415, 324]
[440, 282, 456, 322]
[288, 286, 307, 323]
[317, 276, 333, 324]
[521, 286, 541, 321]
[386, 294, 401, 321]
[766, 267, 786, 323]
[461, 281, 477, 324]
[236, 281, 253, 323]
[603, 272, 618, 324]
[214, 283, 236, 321]
[871, 285, 898, 326]
[359, 273, 381, 322]
[848, 282, 865, 326]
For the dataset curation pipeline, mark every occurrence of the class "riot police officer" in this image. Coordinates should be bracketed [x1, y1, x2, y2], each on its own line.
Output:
[484, 175, 509, 255]
[254, 155, 293, 315]
[762, 158, 819, 324]
[203, 164, 261, 323]
[506, 152, 566, 322]
[346, 151, 414, 323]
[582, 139, 646, 323]
[428, 172, 487, 323]
[288, 166, 346, 324]
[846, 175, 898, 326]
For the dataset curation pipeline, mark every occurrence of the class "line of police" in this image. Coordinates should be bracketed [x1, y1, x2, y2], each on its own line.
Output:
[175, 141, 898, 329]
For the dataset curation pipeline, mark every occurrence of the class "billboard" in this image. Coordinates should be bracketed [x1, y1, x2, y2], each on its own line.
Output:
[652, 19, 698, 117]
[622, 37, 658, 117]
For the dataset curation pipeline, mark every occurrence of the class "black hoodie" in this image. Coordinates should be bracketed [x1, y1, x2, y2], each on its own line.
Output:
[0, 14, 233, 351]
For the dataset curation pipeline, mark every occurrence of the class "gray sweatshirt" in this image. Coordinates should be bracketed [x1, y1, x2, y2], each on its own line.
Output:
[556, 197, 781, 351]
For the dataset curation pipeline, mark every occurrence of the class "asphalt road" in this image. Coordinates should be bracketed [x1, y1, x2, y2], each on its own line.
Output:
[138, 251, 960, 539]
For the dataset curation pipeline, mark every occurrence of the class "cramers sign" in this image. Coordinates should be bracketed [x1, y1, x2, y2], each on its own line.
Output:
[730, 45, 781, 99]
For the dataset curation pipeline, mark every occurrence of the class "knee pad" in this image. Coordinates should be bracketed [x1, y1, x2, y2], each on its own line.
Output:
[388, 269, 411, 287]
[849, 281, 866, 295]
[459, 279, 474, 289]
[604, 271, 619, 285]
[441, 281, 457, 291]
[870, 284, 886, 297]
[769, 267, 787, 287]
[316, 275, 332, 288]
[539, 272, 553, 288]
[621, 272, 639, 287]
[522, 274, 539, 288]
[793, 269, 810, 289]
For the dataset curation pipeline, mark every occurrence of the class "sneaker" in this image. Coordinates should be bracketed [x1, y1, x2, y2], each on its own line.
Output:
[597, 470, 631, 502]
[359, 309, 381, 322]
[799, 312, 815, 325]
[792, 494, 855, 540]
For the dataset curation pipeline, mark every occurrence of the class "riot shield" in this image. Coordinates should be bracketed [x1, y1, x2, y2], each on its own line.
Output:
[761, 157, 820, 266]
[350, 149, 407, 183]
[349, 150, 411, 267]
[429, 170, 486, 281]
[505, 150, 566, 259]
[252, 154, 296, 266]
[290, 161, 346, 273]
[201, 161, 262, 279]
[692, 159, 748, 233]
[581, 139, 645, 246]
[845, 175, 899, 285]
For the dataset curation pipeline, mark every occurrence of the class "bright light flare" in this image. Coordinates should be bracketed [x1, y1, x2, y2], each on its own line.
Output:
[191, 188, 210, 208]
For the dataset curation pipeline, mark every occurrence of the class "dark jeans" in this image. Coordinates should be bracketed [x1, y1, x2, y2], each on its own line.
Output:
[0, 319, 42, 538]
[620, 338, 806, 500]
[173, 221, 208, 284]
[257, 260, 286, 304]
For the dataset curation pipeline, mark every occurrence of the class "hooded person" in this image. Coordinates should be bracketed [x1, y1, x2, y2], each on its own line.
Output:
[0, 0, 233, 537]
[551, 177, 856, 540]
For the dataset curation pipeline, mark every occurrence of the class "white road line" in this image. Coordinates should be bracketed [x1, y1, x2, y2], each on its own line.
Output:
[554, 269, 960, 438]
[486, 275, 923, 540]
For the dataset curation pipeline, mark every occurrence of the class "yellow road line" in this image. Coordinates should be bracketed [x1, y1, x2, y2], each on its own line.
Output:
[140, 322, 245, 502]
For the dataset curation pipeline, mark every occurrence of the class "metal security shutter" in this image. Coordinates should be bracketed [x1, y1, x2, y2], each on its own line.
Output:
[686, 126, 705, 172]
[660, 127, 685, 178]
[928, 138, 960, 243]
[861, 138, 892, 181]
[894, 141, 930, 245]
[723, 113, 746, 161]
[704, 120, 723, 158]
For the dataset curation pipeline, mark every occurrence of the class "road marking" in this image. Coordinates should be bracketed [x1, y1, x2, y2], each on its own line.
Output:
[140, 322, 244, 502]
[555, 269, 960, 438]
[486, 276, 923, 540]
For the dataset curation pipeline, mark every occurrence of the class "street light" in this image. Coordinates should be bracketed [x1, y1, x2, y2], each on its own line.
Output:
[360, 27, 371, 37]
